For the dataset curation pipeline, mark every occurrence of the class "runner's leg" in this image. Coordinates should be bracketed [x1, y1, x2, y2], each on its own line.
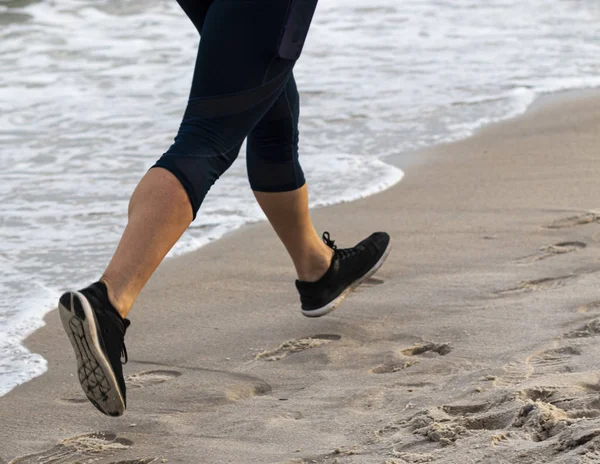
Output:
[247, 75, 333, 282]
[102, 0, 298, 317]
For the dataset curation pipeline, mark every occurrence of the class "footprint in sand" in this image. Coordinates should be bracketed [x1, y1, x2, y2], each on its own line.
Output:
[8, 432, 152, 464]
[576, 301, 600, 313]
[370, 360, 419, 374]
[224, 375, 272, 401]
[512, 386, 600, 443]
[401, 343, 452, 357]
[431, 390, 600, 459]
[512, 399, 571, 442]
[387, 386, 595, 450]
[494, 360, 535, 388]
[370, 343, 451, 374]
[381, 401, 495, 450]
[127, 370, 182, 390]
[496, 275, 574, 295]
[495, 345, 582, 388]
[515, 241, 586, 265]
[379, 381, 600, 458]
[528, 346, 581, 373]
[444, 402, 517, 432]
[255, 334, 341, 361]
[519, 385, 600, 419]
[565, 319, 600, 339]
[557, 428, 600, 453]
[392, 407, 472, 446]
[546, 212, 600, 229]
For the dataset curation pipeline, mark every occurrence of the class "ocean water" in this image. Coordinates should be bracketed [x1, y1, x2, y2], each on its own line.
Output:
[1, 0, 600, 396]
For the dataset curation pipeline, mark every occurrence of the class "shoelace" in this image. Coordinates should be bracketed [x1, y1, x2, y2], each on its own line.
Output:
[120, 319, 131, 364]
[322, 231, 337, 250]
[322, 231, 365, 260]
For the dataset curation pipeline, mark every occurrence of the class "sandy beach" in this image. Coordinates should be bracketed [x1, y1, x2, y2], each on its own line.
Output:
[2, 90, 600, 463]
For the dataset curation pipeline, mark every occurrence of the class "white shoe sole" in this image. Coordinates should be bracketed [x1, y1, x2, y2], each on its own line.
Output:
[58, 291, 126, 416]
[301, 240, 392, 318]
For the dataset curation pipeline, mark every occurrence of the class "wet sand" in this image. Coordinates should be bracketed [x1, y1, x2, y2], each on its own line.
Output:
[3, 90, 600, 463]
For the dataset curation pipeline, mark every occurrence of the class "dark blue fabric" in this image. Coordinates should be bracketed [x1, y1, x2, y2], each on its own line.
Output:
[278, 0, 319, 60]
[153, 0, 307, 219]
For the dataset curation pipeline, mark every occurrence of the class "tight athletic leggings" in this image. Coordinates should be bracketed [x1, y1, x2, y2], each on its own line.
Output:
[153, 0, 314, 219]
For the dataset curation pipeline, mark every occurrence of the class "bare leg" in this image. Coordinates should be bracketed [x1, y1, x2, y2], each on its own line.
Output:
[101, 167, 193, 318]
[254, 184, 333, 282]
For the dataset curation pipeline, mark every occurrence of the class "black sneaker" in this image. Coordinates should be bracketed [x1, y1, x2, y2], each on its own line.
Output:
[296, 231, 391, 317]
[58, 281, 130, 417]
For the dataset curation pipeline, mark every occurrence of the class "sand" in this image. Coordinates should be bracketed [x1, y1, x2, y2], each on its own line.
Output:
[2, 90, 600, 463]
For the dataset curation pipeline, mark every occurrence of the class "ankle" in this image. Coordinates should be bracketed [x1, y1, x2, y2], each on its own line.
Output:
[296, 247, 334, 282]
[100, 276, 132, 319]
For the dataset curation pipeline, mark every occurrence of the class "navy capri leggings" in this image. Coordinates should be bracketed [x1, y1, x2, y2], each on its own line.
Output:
[153, 0, 317, 219]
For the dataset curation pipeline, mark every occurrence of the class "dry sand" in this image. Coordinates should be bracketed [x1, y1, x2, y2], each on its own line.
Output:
[2, 90, 600, 463]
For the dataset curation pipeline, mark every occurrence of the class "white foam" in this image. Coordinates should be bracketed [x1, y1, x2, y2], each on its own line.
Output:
[0, 278, 58, 396]
[0, 150, 403, 396]
[2, 0, 600, 395]
[172, 154, 404, 257]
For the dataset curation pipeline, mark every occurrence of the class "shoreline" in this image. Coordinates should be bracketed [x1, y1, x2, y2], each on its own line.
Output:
[384, 85, 600, 171]
[3, 85, 599, 400]
[3, 87, 600, 463]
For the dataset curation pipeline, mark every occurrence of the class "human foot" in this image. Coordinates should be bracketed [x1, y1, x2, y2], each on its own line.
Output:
[295, 231, 391, 317]
[58, 281, 131, 416]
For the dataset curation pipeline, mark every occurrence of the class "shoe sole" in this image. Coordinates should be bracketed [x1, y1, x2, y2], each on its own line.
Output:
[301, 239, 392, 318]
[58, 291, 125, 417]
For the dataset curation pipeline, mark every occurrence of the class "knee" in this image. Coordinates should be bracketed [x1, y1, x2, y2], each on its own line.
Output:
[246, 92, 303, 192]
[152, 151, 232, 220]
[246, 144, 305, 193]
[128, 167, 194, 225]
